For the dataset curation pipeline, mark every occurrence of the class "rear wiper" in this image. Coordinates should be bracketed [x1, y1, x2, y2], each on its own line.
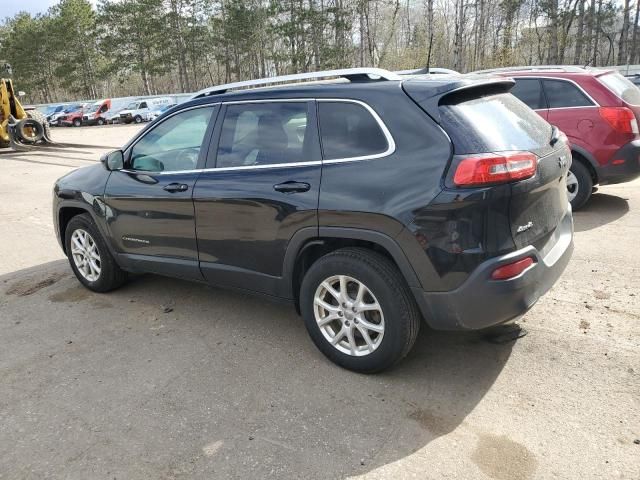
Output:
[550, 125, 560, 146]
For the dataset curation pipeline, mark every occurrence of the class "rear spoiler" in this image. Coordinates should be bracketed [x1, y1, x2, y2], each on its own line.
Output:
[402, 76, 515, 124]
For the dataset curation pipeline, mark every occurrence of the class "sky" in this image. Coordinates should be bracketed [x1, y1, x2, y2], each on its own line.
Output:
[1, 0, 98, 19]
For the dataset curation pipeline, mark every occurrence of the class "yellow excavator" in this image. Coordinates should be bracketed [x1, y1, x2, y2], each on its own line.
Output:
[1, 62, 53, 150]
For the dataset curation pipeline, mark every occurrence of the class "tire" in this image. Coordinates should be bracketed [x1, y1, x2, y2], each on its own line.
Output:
[300, 247, 421, 373]
[567, 158, 592, 210]
[14, 118, 44, 143]
[27, 110, 52, 142]
[64, 213, 127, 292]
[97, 118, 105, 126]
[134, 115, 142, 124]
[72, 118, 81, 127]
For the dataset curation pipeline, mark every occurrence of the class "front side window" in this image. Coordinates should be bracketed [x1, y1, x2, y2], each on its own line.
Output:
[511, 79, 545, 110]
[318, 101, 388, 160]
[140, 102, 148, 109]
[542, 79, 593, 108]
[216, 102, 309, 168]
[130, 106, 214, 172]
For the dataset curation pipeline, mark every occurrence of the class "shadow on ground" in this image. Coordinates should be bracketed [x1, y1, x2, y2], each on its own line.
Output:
[0, 260, 515, 479]
[573, 192, 629, 232]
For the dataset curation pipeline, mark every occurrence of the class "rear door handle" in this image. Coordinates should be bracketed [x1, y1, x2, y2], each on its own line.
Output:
[163, 183, 189, 192]
[273, 181, 311, 193]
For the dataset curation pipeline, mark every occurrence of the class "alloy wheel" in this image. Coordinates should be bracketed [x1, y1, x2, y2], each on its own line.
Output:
[313, 275, 385, 356]
[70, 229, 101, 282]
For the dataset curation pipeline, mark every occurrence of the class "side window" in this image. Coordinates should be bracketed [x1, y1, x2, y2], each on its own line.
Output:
[130, 106, 214, 172]
[511, 79, 545, 110]
[542, 79, 593, 108]
[139, 102, 148, 109]
[318, 101, 388, 160]
[216, 102, 309, 168]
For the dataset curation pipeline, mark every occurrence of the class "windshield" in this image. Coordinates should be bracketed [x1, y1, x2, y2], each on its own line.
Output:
[126, 102, 139, 110]
[64, 105, 80, 113]
[599, 72, 640, 105]
[439, 93, 552, 154]
[86, 104, 101, 114]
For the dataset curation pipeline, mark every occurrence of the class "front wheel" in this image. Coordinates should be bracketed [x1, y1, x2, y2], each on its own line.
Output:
[300, 248, 421, 373]
[65, 214, 127, 292]
[72, 118, 81, 127]
[97, 118, 105, 126]
[567, 159, 593, 210]
[134, 115, 142, 124]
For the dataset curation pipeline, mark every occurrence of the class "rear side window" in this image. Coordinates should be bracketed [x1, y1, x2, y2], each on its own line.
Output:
[216, 102, 310, 168]
[511, 79, 545, 109]
[318, 102, 388, 159]
[599, 72, 640, 105]
[439, 93, 552, 154]
[542, 79, 593, 108]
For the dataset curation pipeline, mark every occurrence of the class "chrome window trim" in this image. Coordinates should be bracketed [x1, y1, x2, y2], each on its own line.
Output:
[317, 98, 396, 164]
[123, 98, 396, 175]
[125, 103, 219, 165]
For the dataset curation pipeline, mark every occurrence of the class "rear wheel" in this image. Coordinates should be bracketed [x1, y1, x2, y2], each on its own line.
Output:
[300, 248, 421, 373]
[97, 118, 105, 126]
[567, 158, 592, 210]
[27, 110, 52, 142]
[65, 214, 127, 292]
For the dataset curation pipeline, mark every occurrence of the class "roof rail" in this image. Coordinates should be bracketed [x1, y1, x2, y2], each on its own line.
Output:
[395, 67, 460, 75]
[191, 68, 402, 99]
[472, 65, 586, 74]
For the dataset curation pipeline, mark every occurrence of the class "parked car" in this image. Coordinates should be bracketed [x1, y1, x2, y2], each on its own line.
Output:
[43, 104, 65, 124]
[118, 97, 173, 124]
[147, 104, 176, 122]
[49, 104, 81, 126]
[624, 73, 640, 86]
[53, 68, 573, 372]
[475, 66, 640, 209]
[81, 99, 111, 126]
[59, 103, 92, 127]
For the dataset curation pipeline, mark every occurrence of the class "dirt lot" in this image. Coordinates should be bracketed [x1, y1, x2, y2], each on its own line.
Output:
[0, 125, 639, 479]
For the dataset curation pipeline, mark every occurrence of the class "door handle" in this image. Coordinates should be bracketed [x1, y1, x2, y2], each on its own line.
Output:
[273, 181, 311, 193]
[163, 183, 189, 192]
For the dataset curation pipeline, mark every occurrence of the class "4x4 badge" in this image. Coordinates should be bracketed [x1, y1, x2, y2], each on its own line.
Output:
[516, 221, 534, 233]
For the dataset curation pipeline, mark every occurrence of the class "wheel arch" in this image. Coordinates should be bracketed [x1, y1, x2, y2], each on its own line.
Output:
[58, 204, 93, 254]
[571, 146, 599, 184]
[284, 227, 421, 312]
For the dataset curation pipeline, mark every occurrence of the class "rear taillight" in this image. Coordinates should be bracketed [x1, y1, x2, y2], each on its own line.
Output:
[453, 152, 537, 187]
[491, 257, 535, 280]
[598, 107, 639, 135]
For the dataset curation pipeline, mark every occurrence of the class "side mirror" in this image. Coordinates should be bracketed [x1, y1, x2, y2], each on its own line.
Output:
[100, 150, 124, 171]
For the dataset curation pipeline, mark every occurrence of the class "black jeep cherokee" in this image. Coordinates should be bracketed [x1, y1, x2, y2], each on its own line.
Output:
[53, 68, 574, 372]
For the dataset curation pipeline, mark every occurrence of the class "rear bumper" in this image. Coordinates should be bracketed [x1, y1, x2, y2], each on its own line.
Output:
[413, 209, 574, 331]
[598, 139, 640, 185]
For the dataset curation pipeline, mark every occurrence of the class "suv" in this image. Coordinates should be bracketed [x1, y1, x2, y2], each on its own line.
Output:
[476, 66, 640, 209]
[52, 68, 573, 372]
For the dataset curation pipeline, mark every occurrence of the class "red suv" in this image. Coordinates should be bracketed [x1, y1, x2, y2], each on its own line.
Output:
[477, 66, 640, 209]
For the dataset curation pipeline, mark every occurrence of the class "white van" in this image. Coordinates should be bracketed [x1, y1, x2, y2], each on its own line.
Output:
[117, 97, 173, 124]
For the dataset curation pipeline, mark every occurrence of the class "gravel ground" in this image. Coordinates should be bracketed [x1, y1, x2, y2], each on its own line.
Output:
[0, 125, 638, 479]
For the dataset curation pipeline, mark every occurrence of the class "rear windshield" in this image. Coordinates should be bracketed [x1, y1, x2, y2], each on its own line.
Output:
[599, 72, 640, 105]
[439, 93, 552, 154]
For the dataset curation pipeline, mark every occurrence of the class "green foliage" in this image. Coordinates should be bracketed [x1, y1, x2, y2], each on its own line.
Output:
[0, 0, 636, 103]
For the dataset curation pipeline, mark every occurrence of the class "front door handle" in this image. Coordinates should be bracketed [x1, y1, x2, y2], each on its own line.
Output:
[273, 181, 311, 193]
[163, 183, 189, 193]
